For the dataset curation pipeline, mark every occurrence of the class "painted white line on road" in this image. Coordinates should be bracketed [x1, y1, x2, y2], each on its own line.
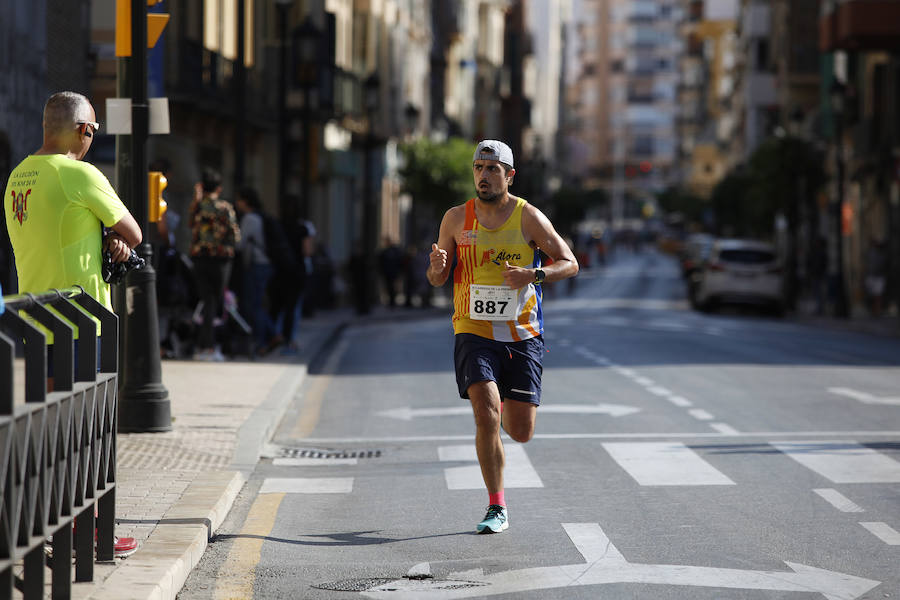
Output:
[668, 396, 693, 407]
[646, 386, 671, 397]
[634, 376, 655, 387]
[771, 441, 900, 483]
[296, 430, 900, 444]
[272, 457, 358, 466]
[860, 522, 900, 545]
[828, 387, 900, 406]
[562, 523, 626, 563]
[379, 403, 640, 420]
[440, 443, 543, 489]
[689, 409, 715, 421]
[615, 367, 636, 377]
[710, 423, 739, 435]
[363, 523, 881, 599]
[813, 488, 865, 513]
[259, 477, 353, 494]
[603, 442, 735, 486]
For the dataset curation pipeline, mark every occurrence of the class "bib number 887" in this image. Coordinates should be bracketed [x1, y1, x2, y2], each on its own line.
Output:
[473, 299, 508, 315]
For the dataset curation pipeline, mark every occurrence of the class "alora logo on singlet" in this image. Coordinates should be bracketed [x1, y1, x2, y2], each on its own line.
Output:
[10, 189, 30, 226]
[480, 248, 522, 266]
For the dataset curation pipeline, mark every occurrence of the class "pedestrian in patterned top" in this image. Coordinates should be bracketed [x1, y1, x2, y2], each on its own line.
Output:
[189, 167, 240, 361]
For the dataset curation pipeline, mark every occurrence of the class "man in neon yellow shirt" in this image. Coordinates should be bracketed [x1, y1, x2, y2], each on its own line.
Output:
[4, 91, 141, 309]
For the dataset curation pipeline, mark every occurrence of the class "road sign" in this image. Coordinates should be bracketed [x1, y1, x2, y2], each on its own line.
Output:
[116, 0, 170, 57]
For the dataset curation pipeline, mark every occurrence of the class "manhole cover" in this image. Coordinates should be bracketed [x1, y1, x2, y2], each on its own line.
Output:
[278, 447, 382, 459]
[313, 578, 488, 592]
[313, 578, 395, 592]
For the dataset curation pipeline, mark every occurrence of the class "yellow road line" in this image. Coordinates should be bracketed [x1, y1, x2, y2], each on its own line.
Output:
[290, 337, 349, 438]
[214, 492, 285, 600]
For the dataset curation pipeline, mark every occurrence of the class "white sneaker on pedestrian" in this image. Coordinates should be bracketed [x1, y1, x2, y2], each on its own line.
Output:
[193, 348, 217, 361]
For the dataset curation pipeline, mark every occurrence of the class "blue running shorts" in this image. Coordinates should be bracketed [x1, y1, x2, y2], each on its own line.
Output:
[454, 333, 543, 405]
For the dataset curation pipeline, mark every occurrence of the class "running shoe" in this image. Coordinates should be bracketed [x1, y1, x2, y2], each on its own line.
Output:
[476, 504, 508, 534]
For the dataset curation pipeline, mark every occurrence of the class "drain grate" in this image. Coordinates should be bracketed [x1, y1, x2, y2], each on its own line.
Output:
[313, 577, 488, 592]
[277, 447, 382, 460]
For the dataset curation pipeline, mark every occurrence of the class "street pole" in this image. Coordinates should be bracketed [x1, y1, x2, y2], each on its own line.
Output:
[234, 0, 246, 190]
[362, 128, 374, 315]
[118, 0, 171, 432]
[832, 95, 850, 318]
[277, 2, 289, 221]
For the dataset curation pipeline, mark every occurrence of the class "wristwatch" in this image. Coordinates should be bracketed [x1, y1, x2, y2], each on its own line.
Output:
[534, 269, 546, 284]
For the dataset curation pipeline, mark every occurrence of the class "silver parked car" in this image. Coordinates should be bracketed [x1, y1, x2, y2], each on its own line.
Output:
[693, 239, 785, 315]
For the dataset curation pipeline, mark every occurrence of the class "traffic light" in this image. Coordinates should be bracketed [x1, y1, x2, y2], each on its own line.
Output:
[148, 171, 168, 222]
[116, 0, 170, 57]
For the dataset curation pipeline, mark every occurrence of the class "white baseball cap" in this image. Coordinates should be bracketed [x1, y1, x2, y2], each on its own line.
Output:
[473, 140, 514, 168]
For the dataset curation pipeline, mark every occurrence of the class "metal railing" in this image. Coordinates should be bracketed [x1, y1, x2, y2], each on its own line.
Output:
[0, 286, 118, 599]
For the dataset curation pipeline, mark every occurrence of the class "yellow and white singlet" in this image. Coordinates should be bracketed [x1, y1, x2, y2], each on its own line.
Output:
[452, 197, 543, 342]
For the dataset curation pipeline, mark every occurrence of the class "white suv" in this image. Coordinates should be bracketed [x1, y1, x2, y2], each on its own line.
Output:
[694, 239, 785, 315]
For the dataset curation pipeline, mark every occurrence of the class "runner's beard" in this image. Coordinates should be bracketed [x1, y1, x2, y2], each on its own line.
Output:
[477, 188, 501, 203]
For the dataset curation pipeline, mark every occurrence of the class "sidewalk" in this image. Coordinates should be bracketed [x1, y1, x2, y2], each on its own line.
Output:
[64, 303, 447, 600]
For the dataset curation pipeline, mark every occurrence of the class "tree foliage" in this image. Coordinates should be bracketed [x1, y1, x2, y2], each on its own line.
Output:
[657, 186, 707, 224]
[712, 136, 824, 238]
[548, 186, 607, 238]
[399, 137, 476, 217]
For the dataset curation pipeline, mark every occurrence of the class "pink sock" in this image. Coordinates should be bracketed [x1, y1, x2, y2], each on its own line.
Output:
[489, 491, 505, 507]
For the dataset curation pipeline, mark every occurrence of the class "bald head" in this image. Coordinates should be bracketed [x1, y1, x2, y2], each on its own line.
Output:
[43, 92, 93, 136]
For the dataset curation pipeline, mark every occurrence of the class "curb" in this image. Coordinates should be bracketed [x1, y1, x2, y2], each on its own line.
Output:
[90, 471, 244, 600]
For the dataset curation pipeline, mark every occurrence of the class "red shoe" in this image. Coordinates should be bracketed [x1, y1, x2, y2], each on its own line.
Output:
[114, 536, 138, 558]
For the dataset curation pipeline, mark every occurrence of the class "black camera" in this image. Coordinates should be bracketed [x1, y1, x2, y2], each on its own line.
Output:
[102, 249, 146, 284]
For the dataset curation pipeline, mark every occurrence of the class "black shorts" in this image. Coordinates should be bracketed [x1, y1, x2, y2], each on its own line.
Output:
[454, 333, 543, 405]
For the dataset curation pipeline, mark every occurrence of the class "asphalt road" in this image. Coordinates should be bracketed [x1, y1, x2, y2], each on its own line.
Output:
[180, 249, 900, 600]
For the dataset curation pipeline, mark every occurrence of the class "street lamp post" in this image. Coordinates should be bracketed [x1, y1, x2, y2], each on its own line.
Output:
[275, 0, 292, 221]
[830, 80, 850, 318]
[118, 0, 170, 432]
[403, 103, 420, 247]
[362, 73, 381, 314]
[293, 18, 322, 221]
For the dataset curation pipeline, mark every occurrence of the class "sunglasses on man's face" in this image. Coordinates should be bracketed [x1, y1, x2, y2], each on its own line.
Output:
[77, 121, 100, 135]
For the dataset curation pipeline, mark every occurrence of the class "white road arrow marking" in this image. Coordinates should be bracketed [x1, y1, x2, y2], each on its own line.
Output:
[377, 403, 640, 421]
[828, 387, 900, 406]
[362, 523, 880, 599]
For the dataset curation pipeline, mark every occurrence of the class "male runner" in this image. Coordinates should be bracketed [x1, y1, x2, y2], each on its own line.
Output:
[427, 140, 578, 533]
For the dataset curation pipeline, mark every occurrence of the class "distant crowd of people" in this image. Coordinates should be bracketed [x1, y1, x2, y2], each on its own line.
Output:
[150, 166, 436, 362]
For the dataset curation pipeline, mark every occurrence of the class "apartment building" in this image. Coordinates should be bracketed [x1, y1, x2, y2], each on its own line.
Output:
[567, 0, 682, 224]
[677, 0, 738, 198]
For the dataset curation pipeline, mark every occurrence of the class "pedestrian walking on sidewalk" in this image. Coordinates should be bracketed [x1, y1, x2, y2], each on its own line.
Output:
[189, 168, 240, 361]
[235, 187, 279, 355]
[426, 140, 578, 534]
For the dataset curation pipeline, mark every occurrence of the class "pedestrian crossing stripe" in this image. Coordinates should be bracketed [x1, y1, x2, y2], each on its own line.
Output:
[260, 477, 354, 494]
[259, 440, 900, 493]
[439, 443, 543, 489]
[771, 441, 900, 483]
[603, 442, 735, 486]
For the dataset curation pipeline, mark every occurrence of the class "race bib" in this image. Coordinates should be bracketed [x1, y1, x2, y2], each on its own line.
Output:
[469, 284, 517, 321]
